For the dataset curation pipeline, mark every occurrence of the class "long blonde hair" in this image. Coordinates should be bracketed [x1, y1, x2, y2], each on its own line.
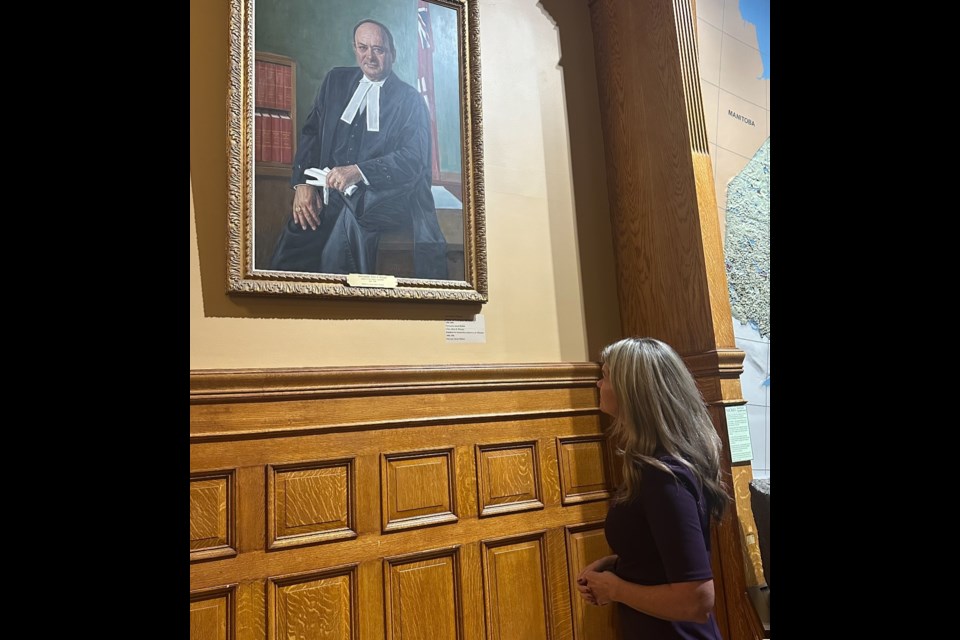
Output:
[600, 337, 730, 519]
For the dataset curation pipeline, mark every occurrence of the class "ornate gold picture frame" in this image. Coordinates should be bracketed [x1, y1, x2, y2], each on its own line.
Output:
[226, 0, 486, 301]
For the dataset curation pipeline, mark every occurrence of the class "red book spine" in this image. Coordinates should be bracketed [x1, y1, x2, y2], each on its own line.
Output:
[281, 65, 290, 111]
[271, 114, 281, 163]
[265, 63, 277, 109]
[261, 113, 272, 163]
[280, 115, 292, 164]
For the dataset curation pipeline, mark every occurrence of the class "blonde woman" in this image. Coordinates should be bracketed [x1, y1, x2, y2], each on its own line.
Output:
[576, 337, 730, 639]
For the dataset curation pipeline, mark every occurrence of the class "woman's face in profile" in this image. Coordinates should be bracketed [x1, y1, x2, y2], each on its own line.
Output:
[597, 363, 619, 417]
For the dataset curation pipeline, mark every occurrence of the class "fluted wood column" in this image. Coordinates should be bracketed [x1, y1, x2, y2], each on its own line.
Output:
[587, 0, 763, 638]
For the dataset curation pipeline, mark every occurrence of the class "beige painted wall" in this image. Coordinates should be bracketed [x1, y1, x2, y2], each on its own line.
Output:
[190, 0, 621, 370]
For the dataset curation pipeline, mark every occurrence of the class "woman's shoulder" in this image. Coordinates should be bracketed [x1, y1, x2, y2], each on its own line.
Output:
[650, 451, 689, 474]
[643, 453, 700, 492]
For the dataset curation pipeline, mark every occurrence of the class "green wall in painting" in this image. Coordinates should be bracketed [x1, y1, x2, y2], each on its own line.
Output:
[256, 0, 462, 175]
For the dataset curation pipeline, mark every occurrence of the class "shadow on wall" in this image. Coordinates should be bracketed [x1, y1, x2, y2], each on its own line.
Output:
[538, 0, 622, 359]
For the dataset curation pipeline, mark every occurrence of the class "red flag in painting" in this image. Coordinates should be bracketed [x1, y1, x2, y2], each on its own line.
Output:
[417, 1, 442, 181]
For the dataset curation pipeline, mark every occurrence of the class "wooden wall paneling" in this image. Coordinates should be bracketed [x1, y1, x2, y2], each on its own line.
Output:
[455, 443, 481, 522]
[381, 448, 458, 533]
[539, 432, 564, 509]
[189, 364, 601, 442]
[731, 464, 765, 586]
[190, 365, 616, 639]
[481, 532, 552, 640]
[190, 583, 236, 640]
[267, 564, 358, 640]
[190, 470, 237, 563]
[191, 500, 615, 591]
[266, 458, 357, 549]
[358, 559, 386, 640]
[356, 452, 382, 538]
[545, 527, 575, 640]
[565, 522, 619, 639]
[190, 386, 601, 442]
[189, 364, 602, 401]
[556, 436, 613, 506]
[236, 466, 265, 554]
[384, 546, 463, 640]
[235, 580, 266, 640]
[459, 542, 487, 640]
[475, 440, 544, 517]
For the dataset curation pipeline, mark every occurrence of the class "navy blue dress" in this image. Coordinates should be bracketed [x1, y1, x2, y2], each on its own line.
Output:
[604, 454, 723, 639]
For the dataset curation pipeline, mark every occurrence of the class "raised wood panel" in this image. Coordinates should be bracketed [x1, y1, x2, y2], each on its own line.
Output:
[385, 547, 462, 640]
[476, 441, 543, 517]
[268, 565, 358, 640]
[556, 436, 612, 505]
[190, 584, 235, 640]
[382, 449, 458, 532]
[481, 533, 552, 640]
[565, 523, 618, 640]
[191, 470, 237, 562]
[267, 459, 356, 550]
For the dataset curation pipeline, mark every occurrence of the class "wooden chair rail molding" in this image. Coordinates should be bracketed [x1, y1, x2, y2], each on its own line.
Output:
[190, 362, 603, 401]
[189, 356, 740, 402]
[190, 363, 604, 443]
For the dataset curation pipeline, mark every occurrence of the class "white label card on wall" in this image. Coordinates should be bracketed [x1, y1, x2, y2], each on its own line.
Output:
[725, 404, 753, 463]
[444, 315, 486, 343]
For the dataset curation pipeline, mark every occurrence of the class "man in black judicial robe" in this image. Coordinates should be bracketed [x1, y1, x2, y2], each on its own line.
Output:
[269, 19, 447, 279]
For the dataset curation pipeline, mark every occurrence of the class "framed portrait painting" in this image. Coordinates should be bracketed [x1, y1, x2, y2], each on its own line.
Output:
[226, 0, 486, 301]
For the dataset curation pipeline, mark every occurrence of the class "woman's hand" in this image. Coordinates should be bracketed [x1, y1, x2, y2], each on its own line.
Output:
[575, 555, 619, 607]
[578, 570, 622, 606]
[575, 577, 600, 606]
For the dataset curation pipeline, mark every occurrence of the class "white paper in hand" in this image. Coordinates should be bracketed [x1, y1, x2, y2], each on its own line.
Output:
[304, 167, 358, 205]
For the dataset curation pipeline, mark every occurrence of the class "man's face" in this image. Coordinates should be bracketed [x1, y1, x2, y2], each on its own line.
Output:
[354, 22, 394, 81]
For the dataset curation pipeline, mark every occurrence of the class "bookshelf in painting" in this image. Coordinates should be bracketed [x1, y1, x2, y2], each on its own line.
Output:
[254, 52, 297, 270]
[254, 52, 297, 172]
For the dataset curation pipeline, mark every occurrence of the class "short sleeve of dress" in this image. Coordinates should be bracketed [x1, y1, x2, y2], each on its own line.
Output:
[639, 463, 714, 584]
